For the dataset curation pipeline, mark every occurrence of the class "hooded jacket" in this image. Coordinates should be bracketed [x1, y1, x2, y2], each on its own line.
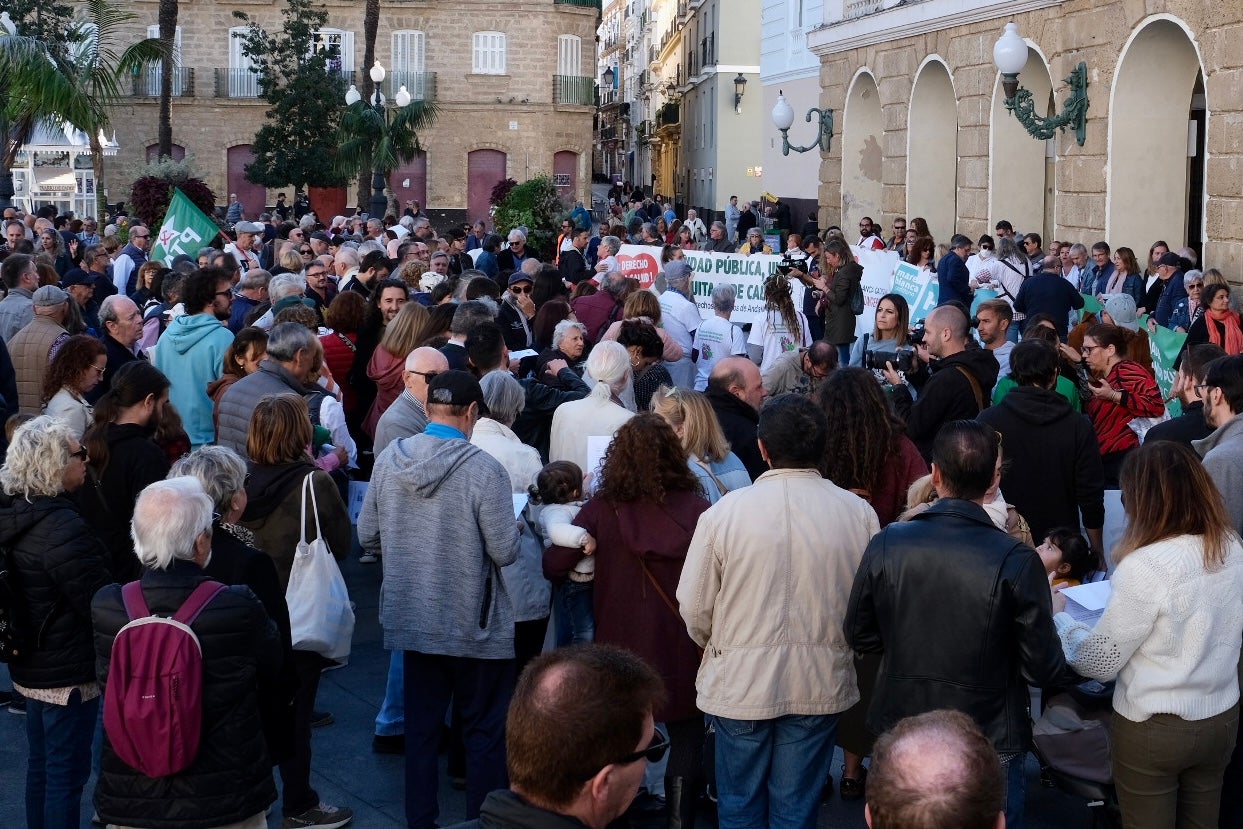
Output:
[151, 312, 235, 447]
[977, 385, 1105, 542]
[0, 492, 111, 690]
[893, 347, 1000, 461]
[358, 430, 521, 659]
[241, 462, 350, 589]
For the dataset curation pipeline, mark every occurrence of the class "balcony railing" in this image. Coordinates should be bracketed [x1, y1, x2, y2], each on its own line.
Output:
[599, 87, 619, 106]
[134, 67, 194, 98]
[387, 71, 437, 102]
[215, 67, 261, 99]
[657, 101, 679, 127]
[554, 75, 595, 106]
[554, 0, 602, 7]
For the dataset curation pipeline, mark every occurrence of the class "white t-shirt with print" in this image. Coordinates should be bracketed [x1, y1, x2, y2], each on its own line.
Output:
[692, 316, 748, 391]
[748, 310, 811, 375]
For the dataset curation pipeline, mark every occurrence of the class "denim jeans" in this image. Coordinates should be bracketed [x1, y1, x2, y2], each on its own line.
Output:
[1002, 752, 1027, 829]
[713, 713, 838, 829]
[836, 344, 852, 367]
[374, 650, 404, 737]
[26, 690, 99, 829]
[552, 581, 594, 646]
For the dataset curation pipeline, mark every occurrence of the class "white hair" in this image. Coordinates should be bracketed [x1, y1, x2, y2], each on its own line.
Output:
[132, 477, 214, 571]
[169, 446, 247, 517]
[585, 340, 632, 399]
[0, 416, 76, 499]
[357, 240, 385, 257]
[479, 370, 526, 427]
[508, 228, 527, 243]
[268, 272, 307, 302]
[551, 318, 587, 350]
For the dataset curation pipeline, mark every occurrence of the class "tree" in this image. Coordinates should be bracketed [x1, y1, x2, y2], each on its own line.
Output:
[0, 0, 166, 216]
[156, 0, 178, 159]
[335, 90, 438, 217]
[357, 0, 380, 208]
[233, 0, 349, 191]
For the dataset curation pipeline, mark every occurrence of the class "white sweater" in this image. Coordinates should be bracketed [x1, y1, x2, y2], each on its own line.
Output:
[1055, 533, 1243, 723]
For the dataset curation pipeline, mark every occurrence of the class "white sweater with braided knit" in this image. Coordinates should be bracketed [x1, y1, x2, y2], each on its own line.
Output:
[1055, 533, 1243, 723]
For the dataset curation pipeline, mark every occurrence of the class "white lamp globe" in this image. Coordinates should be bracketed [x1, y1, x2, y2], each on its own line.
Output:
[370, 61, 386, 84]
[344, 84, 361, 105]
[993, 23, 1028, 75]
[771, 93, 795, 131]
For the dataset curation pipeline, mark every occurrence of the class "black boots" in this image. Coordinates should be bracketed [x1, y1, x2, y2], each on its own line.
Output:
[665, 777, 699, 829]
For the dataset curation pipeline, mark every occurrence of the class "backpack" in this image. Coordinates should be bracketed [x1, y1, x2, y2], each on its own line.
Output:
[0, 546, 28, 662]
[850, 278, 865, 315]
[103, 580, 226, 778]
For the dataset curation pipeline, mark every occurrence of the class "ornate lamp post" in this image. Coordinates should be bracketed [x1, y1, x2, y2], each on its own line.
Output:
[770, 91, 834, 156]
[344, 60, 413, 220]
[993, 22, 1089, 146]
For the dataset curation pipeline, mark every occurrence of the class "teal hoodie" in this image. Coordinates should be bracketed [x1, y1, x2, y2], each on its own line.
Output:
[152, 312, 235, 447]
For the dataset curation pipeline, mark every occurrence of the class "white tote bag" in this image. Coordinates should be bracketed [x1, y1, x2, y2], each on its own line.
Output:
[285, 474, 355, 661]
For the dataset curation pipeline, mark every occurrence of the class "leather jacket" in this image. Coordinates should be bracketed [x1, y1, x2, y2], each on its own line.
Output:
[845, 499, 1069, 754]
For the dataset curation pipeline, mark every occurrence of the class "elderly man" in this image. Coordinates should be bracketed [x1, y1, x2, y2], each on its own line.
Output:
[226, 192, 244, 224]
[9, 285, 72, 413]
[0, 252, 39, 341]
[498, 229, 539, 273]
[692, 284, 748, 391]
[446, 645, 666, 829]
[92, 477, 281, 829]
[334, 247, 364, 294]
[228, 268, 272, 332]
[374, 346, 451, 456]
[359, 371, 521, 829]
[88, 295, 146, 403]
[684, 208, 707, 243]
[657, 261, 701, 388]
[593, 235, 621, 278]
[573, 271, 629, 344]
[1152, 250, 1188, 329]
[701, 221, 735, 253]
[705, 356, 767, 480]
[762, 340, 837, 396]
[215, 323, 322, 455]
[679, 395, 880, 829]
[225, 222, 264, 275]
[112, 224, 151, 295]
[866, 711, 1006, 829]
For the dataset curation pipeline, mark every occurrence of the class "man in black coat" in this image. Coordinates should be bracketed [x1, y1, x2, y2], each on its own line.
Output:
[704, 357, 767, 480]
[977, 340, 1105, 551]
[88, 295, 146, 404]
[1145, 343, 1225, 448]
[845, 420, 1069, 829]
[559, 226, 592, 285]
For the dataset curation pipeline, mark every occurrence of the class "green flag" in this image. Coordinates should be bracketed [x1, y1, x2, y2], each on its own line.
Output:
[1140, 313, 1187, 417]
[150, 189, 220, 263]
[1080, 293, 1102, 314]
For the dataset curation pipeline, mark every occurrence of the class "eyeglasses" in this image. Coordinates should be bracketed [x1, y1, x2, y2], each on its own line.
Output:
[1081, 345, 1101, 355]
[1194, 383, 1214, 396]
[131, 233, 149, 239]
[511, 285, 532, 294]
[405, 370, 439, 382]
[1023, 240, 1037, 246]
[89, 363, 107, 375]
[582, 730, 670, 780]
[306, 270, 327, 279]
[70, 446, 89, 461]
[215, 289, 234, 300]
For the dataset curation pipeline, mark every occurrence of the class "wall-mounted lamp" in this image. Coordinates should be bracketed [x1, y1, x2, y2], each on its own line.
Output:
[770, 90, 834, 155]
[603, 66, 615, 87]
[733, 73, 747, 113]
[993, 22, 1089, 146]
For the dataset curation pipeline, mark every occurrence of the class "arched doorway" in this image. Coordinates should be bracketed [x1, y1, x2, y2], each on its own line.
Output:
[907, 59, 958, 244]
[467, 149, 507, 223]
[391, 151, 428, 212]
[146, 143, 186, 163]
[553, 151, 579, 204]
[226, 144, 265, 220]
[1108, 18, 1204, 259]
[841, 71, 883, 237]
[989, 48, 1052, 242]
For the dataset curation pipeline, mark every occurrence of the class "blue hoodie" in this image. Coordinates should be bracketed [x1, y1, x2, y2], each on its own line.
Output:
[152, 312, 235, 447]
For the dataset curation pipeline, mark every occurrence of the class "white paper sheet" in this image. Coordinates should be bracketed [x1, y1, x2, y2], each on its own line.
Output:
[1061, 581, 1112, 626]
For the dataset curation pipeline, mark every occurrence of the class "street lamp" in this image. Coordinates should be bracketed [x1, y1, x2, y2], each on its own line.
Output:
[603, 66, 615, 87]
[733, 73, 747, 112]
[344, 60, 401, 220]
[771, 90, 834, 156]
[993, 22, 1089, 146]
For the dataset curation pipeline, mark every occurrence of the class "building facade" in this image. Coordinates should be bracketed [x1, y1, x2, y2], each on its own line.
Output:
[806, 0, 1242, 276]
[92, 0, 599, 221]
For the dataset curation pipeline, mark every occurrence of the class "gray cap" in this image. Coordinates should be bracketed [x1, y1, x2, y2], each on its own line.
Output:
[1102, 294, 1139, 332]
[234, 221, 264, 234]
[33, 285, 69, 306]
[664, 260, 692, 285]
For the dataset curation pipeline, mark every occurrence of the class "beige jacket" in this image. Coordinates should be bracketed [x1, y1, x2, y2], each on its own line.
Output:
[677, 467, 880, 719]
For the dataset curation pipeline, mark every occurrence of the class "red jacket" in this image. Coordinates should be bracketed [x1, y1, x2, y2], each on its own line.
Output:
[572, 291, 622, 344]
[1085, 360, 1164, 455]
[320, 331, 359, 415]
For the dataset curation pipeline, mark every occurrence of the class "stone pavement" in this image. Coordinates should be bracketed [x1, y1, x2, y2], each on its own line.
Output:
[0, 552, 1095, 828]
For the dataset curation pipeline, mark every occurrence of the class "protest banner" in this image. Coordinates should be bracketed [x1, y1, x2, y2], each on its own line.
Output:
[616, 244, 799, 326]
[150, 188, 221, 263]
[1141, 314, 1187, 417]
[852, 247, 901, 338]
[889, 261, 939, 325]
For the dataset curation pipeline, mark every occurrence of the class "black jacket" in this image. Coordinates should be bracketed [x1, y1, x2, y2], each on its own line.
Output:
[498, 299, 534, 352]
[446, 789, 591, 829]
[92, 560, 280, 828]
[705, 386, 765, 480]
[559, 248, 591, 285]
[1143, 401, 1213, 447]
[893, 347, 1000, 461]
[845, 499, 1070, 755]
[78, 423, 171, 582]
[977, 385, 1105, 542]
[86, 334, 145, 404]
[497, 246, 541, 275]
[513, 368, 591, 462]
[0, 493, 111, 689]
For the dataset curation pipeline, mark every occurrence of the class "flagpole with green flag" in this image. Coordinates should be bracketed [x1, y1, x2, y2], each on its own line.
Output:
[150, 189, 221, 263]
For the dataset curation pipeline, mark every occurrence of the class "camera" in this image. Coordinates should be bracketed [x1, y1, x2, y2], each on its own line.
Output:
[863, 347, 916, 374]
[908, 320, 927, 346]
[776, 248, 809, 276]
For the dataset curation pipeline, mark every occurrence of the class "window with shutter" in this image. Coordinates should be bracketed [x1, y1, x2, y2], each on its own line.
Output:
[391, 30, 427, 98]
[557, 35, 581, 77]
[146, 25, 183, 96]
[472, 31, 506, 75]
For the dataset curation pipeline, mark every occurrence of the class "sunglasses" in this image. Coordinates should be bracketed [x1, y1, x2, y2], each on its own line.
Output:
[582, 730, 670, 780]
[511, 285, 533, 294]
[70, 446, 89, 460]
[300, 248, 313, 255]
[405, 369, 440, 382]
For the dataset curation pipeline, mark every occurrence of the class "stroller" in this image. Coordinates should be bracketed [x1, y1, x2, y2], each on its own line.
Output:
[1031, 679, 1122, 829]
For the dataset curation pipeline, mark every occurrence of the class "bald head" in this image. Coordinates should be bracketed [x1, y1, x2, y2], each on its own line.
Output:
[925, 304, 970, 358]
[709, 356, 765, 411]
[403, 346, 450, 404]
[866, 710, 1004, 829]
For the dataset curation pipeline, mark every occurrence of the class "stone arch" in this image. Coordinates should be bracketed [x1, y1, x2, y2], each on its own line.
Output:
[1108, 16, 1205, 258]
[906, 57, 958, 245]
[989, 45, 1053, 243]
[841, 69, 883, 238]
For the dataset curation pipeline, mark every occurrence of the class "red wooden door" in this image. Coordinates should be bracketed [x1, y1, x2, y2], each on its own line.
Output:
[226, 144, 265, 221]
[392, 151, 428, 212]
[467, 149, 507, 224]
[553, 151, 578, 201]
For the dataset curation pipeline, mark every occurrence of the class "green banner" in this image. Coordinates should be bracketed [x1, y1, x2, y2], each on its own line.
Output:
[150, 188, 220, 264]
[1080, 292, 1102, 314]
[1140, 314, 1186, 417]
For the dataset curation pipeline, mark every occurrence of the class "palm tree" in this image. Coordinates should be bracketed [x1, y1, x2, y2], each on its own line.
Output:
[357, 0, 380, 210]
[335, 93, 438, 212]
[0, 0, 165, 216]
[156, 0, 178, 159]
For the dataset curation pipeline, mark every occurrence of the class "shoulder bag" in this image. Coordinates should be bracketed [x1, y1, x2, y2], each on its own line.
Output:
[286, 474, 355, 661]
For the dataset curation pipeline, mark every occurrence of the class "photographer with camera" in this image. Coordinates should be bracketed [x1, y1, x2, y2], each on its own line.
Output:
[883, 304, 999, 462]
[807, 238, 863, 366]
[851, 293, 915, 376]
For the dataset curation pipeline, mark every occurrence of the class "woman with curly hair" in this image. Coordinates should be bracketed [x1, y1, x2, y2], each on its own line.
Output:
[617, 320, 673, 411]
[545, 413, 711, 828]
[748, 273, 810, 374]
[42, 334, 107, 437]
[815, 366, 927, 800]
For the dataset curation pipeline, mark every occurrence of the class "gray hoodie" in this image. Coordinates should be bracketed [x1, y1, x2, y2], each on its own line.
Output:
[359, 430, 520, 659]
[1194, 412, 1243, 536]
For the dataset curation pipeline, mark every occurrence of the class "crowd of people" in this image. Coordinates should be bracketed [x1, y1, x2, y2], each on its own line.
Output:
[0, 194, 1241, 829]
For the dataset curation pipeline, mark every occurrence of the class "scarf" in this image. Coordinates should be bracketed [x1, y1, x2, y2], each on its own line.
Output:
[1106, 269, 1127, 295]
[1206, 308, 1243, 355]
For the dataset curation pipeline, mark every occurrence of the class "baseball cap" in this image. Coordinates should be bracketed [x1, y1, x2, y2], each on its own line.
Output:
[508, 272, 533, 286]
[1102, 294, 1139, 332]
[427, 370, 485, 409]
[310, 231, 332, 243]
[33, 285, 69, 306]
[60, 268, 95, 287]
[234, 221, 264, 234]
[664, 260, 692, 284]
[1158, 251, 1182, 268]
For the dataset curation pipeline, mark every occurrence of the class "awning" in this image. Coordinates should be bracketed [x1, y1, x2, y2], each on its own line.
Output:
[32, 169, 78, 194]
